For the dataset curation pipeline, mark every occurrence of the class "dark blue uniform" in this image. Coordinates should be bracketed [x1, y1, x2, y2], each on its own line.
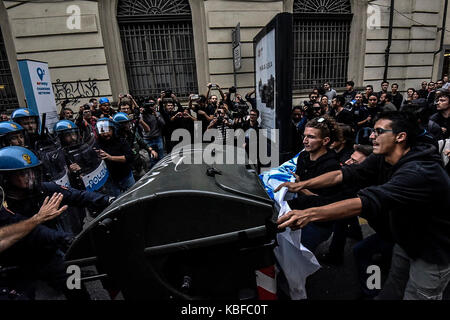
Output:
[0, 182, 110, 299]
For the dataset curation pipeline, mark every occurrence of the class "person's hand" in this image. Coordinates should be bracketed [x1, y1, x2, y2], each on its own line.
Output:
[277, 209, 312, 230]
[97, 149, 111, 160]
[150, 149, 158, 159]
[127, 93, 133, 99]
[289, 169, 300, 182]
[69, 163, 81, 172]
[444, 149, 450, 157]
[197, 109, 206, 116]
[33, 193, 68, 224]
[207, 83, 212, 88]
[442, 127, 447, 134]
[274, 181, 305, 193]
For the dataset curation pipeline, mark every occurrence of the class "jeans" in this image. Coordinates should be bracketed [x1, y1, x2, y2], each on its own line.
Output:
[103, 171, 135, 198]
[376, 244, 450, 300]
[300, 223, 333, 252]
[144, 136, 165, 169]
[353, 233, 393, 297]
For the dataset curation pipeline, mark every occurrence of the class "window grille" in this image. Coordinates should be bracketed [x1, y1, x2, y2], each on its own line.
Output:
[117, 0, 197, 99]
[0, 26, 19, 112]
[293, 0, 352, 90]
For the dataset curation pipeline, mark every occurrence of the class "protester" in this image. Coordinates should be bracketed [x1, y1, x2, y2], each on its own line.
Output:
[276, 111, 450, 300]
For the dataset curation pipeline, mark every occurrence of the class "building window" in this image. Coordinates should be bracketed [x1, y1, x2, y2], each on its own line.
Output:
[293, 0, 352, 91]
[0, 25, 18, 112]
[117, 0, 198, 99]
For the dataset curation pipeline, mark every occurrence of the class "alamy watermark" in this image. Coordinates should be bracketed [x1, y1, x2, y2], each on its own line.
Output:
[66, 5, 81, 30]
[367, 4, 382, 30]
[168, 123, 280, 167]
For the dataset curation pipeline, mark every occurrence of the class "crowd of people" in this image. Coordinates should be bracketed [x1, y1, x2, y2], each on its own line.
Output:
[0, 76, 449, 300]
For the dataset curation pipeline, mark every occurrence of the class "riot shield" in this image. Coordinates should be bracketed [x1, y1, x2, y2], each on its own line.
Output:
[65, 137, 109, 192]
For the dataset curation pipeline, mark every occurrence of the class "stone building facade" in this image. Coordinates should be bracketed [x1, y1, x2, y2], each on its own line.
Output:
[0, 0, 448, 111]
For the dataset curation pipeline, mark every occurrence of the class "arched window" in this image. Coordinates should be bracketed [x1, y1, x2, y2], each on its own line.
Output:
[117, 0, 198, 99]
[0, 25, 19, 112]
[293, 0, 352, 90]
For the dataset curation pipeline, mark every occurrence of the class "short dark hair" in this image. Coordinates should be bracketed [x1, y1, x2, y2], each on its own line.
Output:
[385, 93, 393, 101]
[292, 106, 303, 112]
[89, 98, 97, 103]
[335, 95, 345, 106]
[392, 83, 399, 88]
[250, 109, 259, 117]
[366, 85, 373, 90]
[353, 144, 373, 157]
[381, 81, 389, 85]
[375, 111, 420, 147]
[346, 80, 355, 87]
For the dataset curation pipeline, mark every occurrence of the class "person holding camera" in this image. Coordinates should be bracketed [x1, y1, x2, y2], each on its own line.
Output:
[189, 94, 214, 134]
[140, 93, 168, 168]
[75, 104, 97, 141]
[207, 107, 233, 145]
[206, 83, 225, 109]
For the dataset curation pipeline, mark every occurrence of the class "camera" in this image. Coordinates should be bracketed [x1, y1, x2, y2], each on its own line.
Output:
[231, 102, 249, 119]
[216, 114, 224, 125]
[191, 94, 199, 100]
[164, 90, 173, 97]
[143, 101, 156, 114]
[210, 84, 218, 89]
[229, 86, 237, 94]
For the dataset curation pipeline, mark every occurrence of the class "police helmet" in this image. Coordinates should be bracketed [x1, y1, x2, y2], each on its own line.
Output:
[54, 119, 78, 132]
[0, 146, 42, 192]
[96, 117, 116, 135]
[0, 121, 26, 147]
[0, 146, 41, 171]
[11, 108, 39, 120]
[54, 120, 81, 147]
[112, 112, 131, 123]
[11, 108, 40, 135]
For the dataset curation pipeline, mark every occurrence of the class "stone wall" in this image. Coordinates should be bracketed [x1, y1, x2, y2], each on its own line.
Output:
[4, 0, 112, 111]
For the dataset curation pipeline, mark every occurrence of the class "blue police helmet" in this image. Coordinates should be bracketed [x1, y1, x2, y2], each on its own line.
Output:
[54, 119, 78, 133]
[99, 97, 110, 105]
[11, 108, 39, 120]
[0, 146, 41, 172]
[0, 121, 24, 136]
[112, 112, 131, 123]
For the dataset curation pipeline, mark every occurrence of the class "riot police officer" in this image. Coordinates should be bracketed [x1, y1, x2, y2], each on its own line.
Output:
[0, 121, 26, 147]
[0, 146, 112, 299]
[11, 108, 69, 187]
[10, 108, 40, 149]
[95, 117, 135, 197]
[113, 112, 157, 181]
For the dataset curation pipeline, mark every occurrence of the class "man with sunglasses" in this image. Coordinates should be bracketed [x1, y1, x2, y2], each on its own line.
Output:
[276, 111, 450, 300]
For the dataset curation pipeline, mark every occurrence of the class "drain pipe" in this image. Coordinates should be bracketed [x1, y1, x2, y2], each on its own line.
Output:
[383, 0, 395, 82]
[435, 0, 449, 55]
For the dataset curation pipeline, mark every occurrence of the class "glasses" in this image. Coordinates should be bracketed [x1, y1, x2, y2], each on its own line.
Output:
[371, 127, 393, 136]
[369, 98, 377, 101]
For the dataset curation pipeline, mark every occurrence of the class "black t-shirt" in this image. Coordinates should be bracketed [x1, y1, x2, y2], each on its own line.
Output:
[334, 108, 354, 127]
[430, 112, 450, 139]
[96, 136, 134, 182]
[343, 90, 357, 103]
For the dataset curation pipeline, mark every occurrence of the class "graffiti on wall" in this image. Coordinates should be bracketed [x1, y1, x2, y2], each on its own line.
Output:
[52, 78, 101, 106]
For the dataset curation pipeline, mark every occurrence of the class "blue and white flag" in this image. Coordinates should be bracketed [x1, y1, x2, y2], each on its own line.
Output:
[259, 151, 321, 300]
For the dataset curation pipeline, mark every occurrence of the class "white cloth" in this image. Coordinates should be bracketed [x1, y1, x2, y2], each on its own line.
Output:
[273, 186, 321, 299]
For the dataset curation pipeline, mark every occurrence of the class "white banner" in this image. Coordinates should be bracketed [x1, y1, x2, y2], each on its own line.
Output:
[17, 59, 59, 133]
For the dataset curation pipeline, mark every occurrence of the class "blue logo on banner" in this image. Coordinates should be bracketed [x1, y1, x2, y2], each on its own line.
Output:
[36, 68, 45, 81]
